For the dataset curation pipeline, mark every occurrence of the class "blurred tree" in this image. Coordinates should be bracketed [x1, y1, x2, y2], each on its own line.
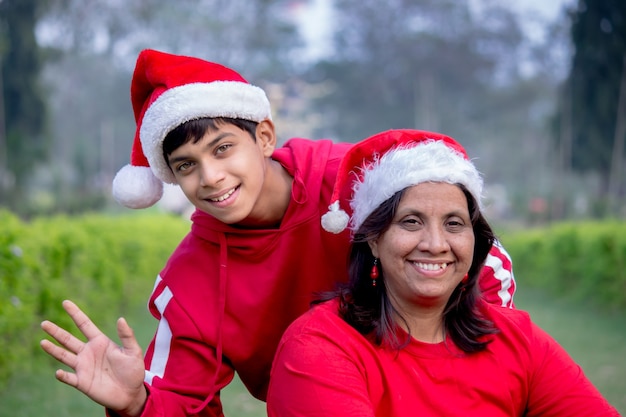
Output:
[307, 0, 528, 141]
[0, 0, 48, 211]
[304, 0, 568, 218]
[561, 0, 626, 210]
[11, 0, 303, 215]
[39, 0, 302, 80]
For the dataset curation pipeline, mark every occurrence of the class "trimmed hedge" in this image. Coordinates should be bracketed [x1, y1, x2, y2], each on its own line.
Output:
[1, 212, 625, 388]
[0, 210, 189, 387]
[500, 221, 626, 309]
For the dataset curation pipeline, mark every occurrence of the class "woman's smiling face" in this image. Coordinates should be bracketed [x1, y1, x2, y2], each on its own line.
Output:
[368, 182, 475, 311]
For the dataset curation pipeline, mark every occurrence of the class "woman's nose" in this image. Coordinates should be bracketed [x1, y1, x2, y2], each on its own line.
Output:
[417, 226, 450, 253]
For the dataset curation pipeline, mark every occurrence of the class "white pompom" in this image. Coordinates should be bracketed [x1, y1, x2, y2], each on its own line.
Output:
[112, 164, 164, 209]
[321, 201, 350, 233]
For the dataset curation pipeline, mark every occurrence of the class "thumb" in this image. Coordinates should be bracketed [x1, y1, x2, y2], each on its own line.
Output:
[116, 317, 142, 356]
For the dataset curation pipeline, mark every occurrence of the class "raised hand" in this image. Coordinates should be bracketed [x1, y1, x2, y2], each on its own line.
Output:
[40, 300, 148, 417]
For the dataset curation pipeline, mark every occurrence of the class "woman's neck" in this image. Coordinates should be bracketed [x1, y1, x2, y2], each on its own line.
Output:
[395, 305, 446, 344]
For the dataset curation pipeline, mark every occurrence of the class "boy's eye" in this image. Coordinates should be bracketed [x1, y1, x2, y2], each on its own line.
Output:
[177, 161, 193, 172]
[216, 143, 232, 154]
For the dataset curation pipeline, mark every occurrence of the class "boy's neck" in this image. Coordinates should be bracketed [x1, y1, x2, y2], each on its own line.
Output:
[233, 159, 293, 229]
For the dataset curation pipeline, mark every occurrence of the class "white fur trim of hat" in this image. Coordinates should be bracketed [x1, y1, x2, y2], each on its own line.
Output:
[141, 81, 271, 185]
[321, 129, 483, 234]
[349, 140, 483, 232]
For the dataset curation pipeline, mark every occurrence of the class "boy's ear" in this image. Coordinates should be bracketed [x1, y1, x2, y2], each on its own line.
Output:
[256, 119, 277, 157]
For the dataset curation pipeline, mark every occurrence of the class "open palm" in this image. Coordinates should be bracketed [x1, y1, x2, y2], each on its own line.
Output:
[40, 300, 147, 416]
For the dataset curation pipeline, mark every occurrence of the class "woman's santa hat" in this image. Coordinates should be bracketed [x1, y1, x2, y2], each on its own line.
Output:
[112, 49, 272, 209]
[321, 129, 484, 234]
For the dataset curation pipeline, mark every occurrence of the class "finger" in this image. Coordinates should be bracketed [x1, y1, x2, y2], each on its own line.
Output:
[40, 339, 78, 369]
[55, 368, 79, 388]
[116, 317, 143, 356]
[62, 300, 103, 340]
[41, 320, 85, 354]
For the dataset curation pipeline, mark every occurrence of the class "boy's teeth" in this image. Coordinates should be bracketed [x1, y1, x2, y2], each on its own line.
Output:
[211, 188, 235, 202]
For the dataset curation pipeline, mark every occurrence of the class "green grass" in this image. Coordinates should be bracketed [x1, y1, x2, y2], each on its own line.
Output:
[0, 304, 266, 417]
[514, 287, 626, 413]
[1, 287, 624, 416]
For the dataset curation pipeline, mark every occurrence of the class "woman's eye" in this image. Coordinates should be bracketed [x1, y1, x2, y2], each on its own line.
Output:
[446, 219, 466, 230]
[400, 218, 421, 229]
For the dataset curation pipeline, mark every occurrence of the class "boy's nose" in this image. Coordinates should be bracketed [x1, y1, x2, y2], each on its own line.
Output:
[199, 162, 225, 187]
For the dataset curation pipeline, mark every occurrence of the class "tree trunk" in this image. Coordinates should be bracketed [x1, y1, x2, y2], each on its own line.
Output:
[0, 54, 7, 193]
[608, 54, 626, 217]
[552, 79, 573, 221]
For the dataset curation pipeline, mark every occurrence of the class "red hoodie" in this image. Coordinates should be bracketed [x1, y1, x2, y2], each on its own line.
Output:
[134, 138, 516, 417]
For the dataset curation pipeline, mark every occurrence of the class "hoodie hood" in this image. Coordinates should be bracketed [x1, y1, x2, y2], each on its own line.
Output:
[189, 138, 327, 260]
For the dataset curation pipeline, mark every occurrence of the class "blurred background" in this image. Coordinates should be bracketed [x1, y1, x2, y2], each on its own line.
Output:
[1, 0, 626, 415]
[0, 0, 624, 223]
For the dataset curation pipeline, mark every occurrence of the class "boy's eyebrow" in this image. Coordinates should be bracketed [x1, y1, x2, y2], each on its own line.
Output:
[167, 132, 234, 164]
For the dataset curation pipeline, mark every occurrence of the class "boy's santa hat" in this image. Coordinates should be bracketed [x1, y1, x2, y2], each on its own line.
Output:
[112, 49, 272, 209]
[321, 129, 484, 234]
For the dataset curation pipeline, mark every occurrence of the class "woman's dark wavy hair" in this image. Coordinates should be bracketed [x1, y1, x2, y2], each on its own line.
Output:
[162, 117, 258, 163]
[315, 184, 498, 353]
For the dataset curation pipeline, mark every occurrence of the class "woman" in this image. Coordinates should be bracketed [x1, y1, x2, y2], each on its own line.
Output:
[266, 129, 619, 416]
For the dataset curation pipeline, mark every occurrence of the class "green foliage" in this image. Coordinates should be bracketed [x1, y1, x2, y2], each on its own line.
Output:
[1, 214, 625, 414]
[0, 211, 37, 384]
[502, 221, 626, 309]
[0, 210, 189, 387]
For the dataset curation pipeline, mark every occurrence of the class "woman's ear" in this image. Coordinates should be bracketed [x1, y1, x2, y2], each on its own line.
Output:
[256, 119, 277, 157]
[367, 239, 379, 258]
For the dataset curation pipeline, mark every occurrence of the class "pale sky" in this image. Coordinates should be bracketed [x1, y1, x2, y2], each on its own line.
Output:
[295, 0, 577, 62]
[519, 0, 575, 19]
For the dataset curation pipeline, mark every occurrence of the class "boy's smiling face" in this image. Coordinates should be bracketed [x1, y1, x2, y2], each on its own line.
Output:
[167, 120, 280, 226]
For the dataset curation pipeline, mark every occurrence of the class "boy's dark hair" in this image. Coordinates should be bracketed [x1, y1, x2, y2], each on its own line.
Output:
[162, 117, 258, 163]
[315, 184, 498, 353]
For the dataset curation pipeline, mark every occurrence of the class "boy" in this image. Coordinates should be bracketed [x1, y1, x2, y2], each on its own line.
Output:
[41, 49, 516, 417]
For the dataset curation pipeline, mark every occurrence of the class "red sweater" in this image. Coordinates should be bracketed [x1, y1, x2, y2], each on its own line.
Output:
[267, 299, 619, 417]
[135, 138, 517, 417]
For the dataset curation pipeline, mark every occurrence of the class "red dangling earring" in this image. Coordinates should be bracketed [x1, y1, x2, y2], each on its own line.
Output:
[370, 258, 379, 287]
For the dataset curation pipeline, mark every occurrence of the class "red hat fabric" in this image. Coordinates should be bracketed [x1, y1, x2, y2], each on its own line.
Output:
[112, 49, 272, 209]
[321, 129, 483, 234]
